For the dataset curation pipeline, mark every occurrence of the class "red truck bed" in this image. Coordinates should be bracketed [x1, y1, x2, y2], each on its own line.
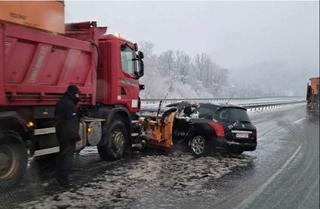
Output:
[0, 21, 105, 106]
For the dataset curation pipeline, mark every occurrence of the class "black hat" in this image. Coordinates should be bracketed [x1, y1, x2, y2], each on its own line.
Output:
[67, 85, 80, 95]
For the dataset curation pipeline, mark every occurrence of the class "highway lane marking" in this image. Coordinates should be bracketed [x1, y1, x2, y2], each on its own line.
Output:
[233, 145, 302, 209]
[293, 118, 305, 124]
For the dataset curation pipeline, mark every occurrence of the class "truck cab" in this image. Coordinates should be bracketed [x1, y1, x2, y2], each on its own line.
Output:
[64, 21, 144, 111]
[97, 34, 144, 112]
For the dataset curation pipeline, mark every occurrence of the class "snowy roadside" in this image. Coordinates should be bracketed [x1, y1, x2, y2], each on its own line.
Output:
[21, 153, 254, 209]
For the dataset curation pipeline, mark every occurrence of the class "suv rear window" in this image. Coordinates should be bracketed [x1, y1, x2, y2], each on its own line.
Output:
[197, 106, 218, 120]
[216, 108, 250, 122]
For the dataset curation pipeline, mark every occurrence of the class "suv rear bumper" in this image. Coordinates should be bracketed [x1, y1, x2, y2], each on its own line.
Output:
[214, 137, 257, 151]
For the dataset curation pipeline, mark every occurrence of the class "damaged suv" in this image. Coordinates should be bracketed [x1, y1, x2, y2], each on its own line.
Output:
[168, 102, 257, 156]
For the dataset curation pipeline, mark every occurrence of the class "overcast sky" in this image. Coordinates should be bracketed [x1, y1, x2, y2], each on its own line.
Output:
[65, 1, 319, 75]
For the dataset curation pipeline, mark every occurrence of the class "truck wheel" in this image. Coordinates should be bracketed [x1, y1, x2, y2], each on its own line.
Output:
[190, 135, 208, 157]
[98, 120, 128, 161]
[0, 132, 28, 190]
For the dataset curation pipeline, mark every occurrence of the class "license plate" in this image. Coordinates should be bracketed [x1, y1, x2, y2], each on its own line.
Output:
[236, 133, 249, 138]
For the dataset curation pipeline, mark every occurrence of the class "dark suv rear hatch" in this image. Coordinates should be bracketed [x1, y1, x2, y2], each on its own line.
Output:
[215, 107, 256, 143]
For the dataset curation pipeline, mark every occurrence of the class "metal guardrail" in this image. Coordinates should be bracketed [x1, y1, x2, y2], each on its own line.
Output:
[141, 96, 304, 105]
[240, 100, 305, 110]
[140, 97, 305, 113]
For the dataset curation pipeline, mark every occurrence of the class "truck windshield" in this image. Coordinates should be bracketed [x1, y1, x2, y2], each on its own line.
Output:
[120, 45, 135, 76]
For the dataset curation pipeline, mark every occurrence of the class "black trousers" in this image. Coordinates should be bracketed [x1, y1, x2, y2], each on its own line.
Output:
[55, 141, 75, 181]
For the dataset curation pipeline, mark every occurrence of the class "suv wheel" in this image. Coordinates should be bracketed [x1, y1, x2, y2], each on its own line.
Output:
[190, 135, 208, 157]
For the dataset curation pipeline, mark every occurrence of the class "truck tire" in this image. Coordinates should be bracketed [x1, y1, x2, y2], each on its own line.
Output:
[97, 120, 128, 161]
[189, 135, 208, 157]
[0, 132, 28, 190]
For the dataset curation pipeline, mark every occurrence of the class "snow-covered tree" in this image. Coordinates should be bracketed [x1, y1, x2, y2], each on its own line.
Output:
[138, 41, 230, 99]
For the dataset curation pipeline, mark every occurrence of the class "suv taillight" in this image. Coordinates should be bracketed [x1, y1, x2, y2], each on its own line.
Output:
[208, 121, 225, 137]
[252, 129, 257, 138]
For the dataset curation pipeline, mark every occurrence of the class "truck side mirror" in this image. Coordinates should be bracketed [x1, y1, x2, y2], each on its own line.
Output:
[138, 51, 144, 59]
[134, 51, 144, 78]
[139, 84, 145, 90]
[138, 59, 144, 78]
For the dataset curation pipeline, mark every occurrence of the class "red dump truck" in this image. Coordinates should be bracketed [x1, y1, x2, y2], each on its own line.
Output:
[0, 20, 145, 189]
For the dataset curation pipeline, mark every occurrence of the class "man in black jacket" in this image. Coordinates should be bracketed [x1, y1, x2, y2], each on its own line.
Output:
[54, 85, 81, 187]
